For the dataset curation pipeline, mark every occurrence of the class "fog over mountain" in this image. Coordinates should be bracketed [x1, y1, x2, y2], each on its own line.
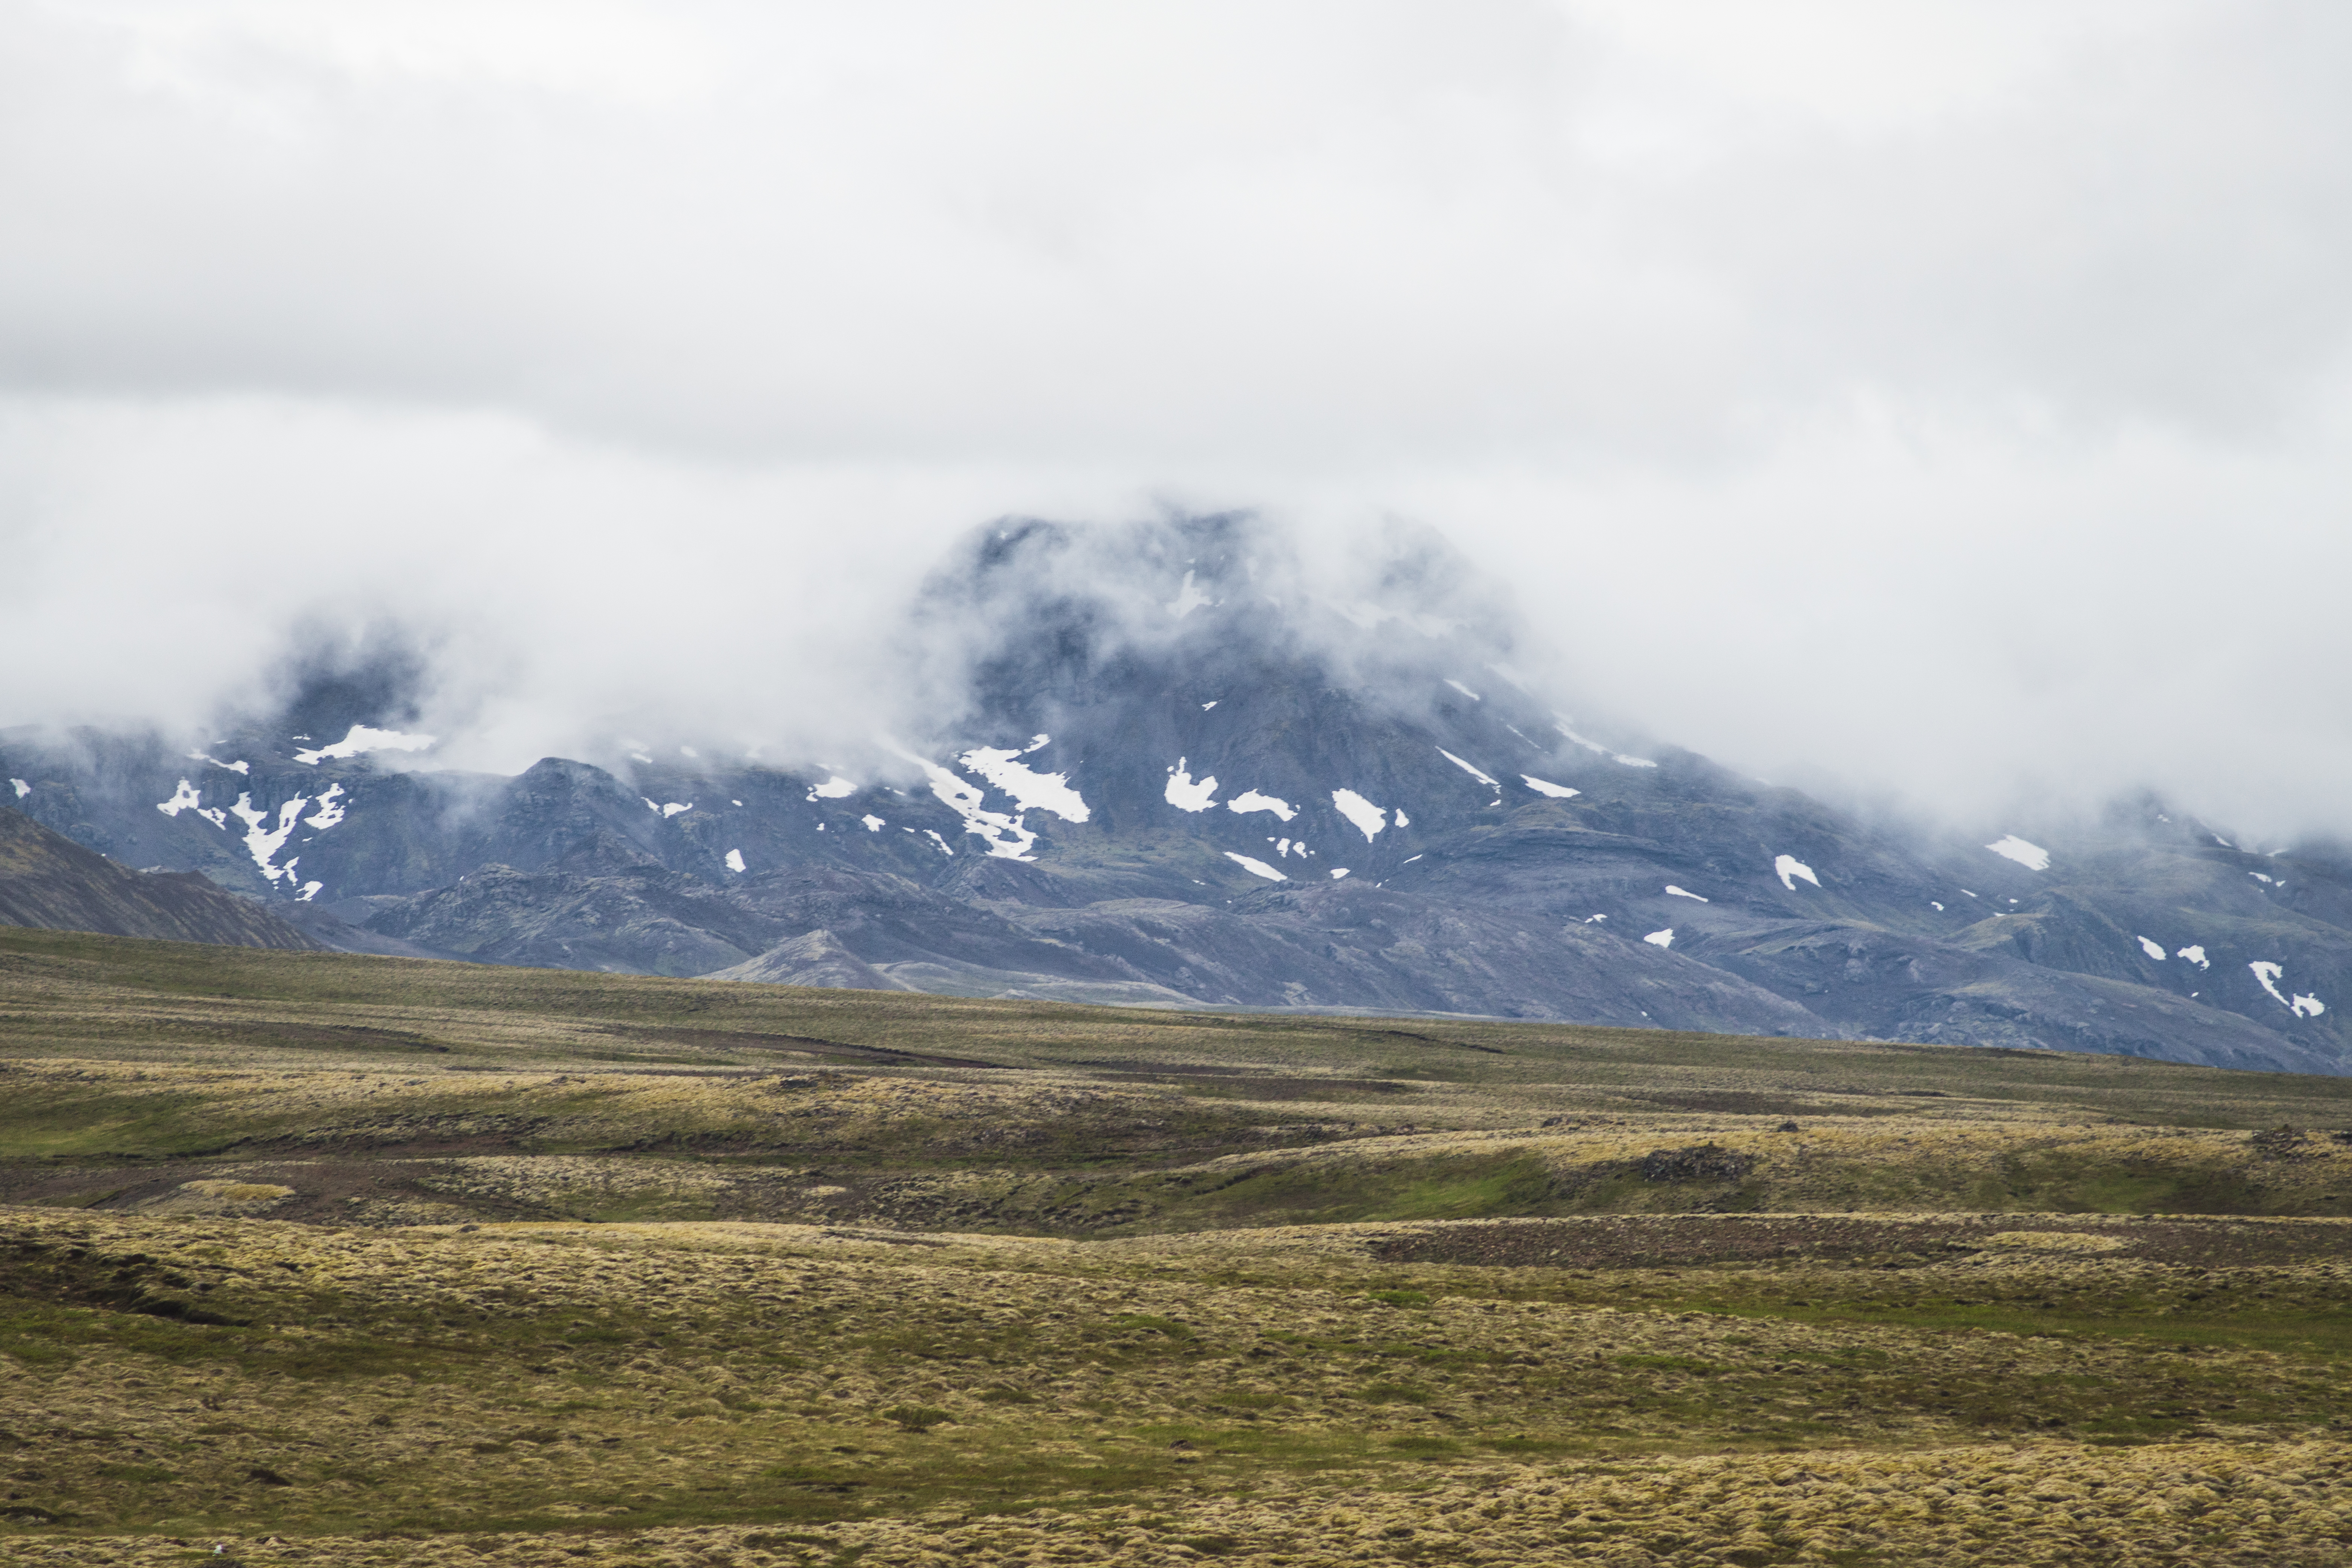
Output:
[5, 3, 2352, 836]
[8, 511, 2350, 1077]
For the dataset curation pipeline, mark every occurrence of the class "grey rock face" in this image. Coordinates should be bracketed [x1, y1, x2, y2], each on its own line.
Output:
[3, 513, 2346, 1072]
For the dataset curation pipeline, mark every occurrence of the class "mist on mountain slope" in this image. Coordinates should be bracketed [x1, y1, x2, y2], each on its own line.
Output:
[184, 512, 1566, 799]
[0, 497, 2334, 864]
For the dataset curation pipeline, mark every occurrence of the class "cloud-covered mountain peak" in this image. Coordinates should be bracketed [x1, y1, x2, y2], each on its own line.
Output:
[5, 514, 2348, 1076]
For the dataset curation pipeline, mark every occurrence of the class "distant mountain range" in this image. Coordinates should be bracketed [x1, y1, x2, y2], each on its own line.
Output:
[4, 514, 2345, 1074]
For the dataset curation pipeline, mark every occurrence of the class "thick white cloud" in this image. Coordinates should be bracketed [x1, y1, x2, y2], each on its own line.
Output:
[3, 2, 2350, 835]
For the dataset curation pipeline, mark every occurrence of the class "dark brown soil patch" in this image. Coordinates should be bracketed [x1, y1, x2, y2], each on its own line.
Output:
[625, 1027, 1015, 1070]
[1368, 1214, 2352, 1270]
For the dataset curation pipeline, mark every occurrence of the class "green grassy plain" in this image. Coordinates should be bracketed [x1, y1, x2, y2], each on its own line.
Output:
[3, 926, 2351, 1565]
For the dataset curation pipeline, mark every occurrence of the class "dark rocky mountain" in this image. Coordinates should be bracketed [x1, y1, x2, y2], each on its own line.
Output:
[3, 513, 2346, 1073]
[0, 805, 321, 951]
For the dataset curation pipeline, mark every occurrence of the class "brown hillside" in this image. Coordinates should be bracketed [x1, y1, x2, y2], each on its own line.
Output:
[0, 805, 320, 951]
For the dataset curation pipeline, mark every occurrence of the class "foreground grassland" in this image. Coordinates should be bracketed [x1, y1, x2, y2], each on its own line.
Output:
[3, 927, 2352, 1565]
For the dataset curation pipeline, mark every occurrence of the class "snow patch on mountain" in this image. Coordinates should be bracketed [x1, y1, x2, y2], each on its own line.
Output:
[2137, 936, 2166, 960]
[724, 849, 745, 872]
[1329, 868, 1350, 879]
[1445, 679, 1481, 701]
[912, 756, 1038, 860]
[1520, 775, 1579, 798]
[807, 776, 856, 800]
[1165, 760, 1218, 812]
[157, 779, 231, 829]
[1227, 789, 1296, 822]
[2242, 962, 2325, 1018]
[1437, 749, 1499, 789]
[188, 751, 250, 775]
[229, 792, 308, 884]
[303, 784, 347, 831]
[1555, 717, 1658, 767]
[1644, 928, 1675, 948]
[9, 779, 27, 798]
[292, 725, 435, 766]
[959, 738, 1089, 822]
[1224, 851, 1286, 882]
[1665, 886, 1709, 902]
[1555, 721, 1608, 756]
[1986, 835, 2051, 870]
[1775, 855, 1820, 890]
[1168, 570, 1213, 619]
[1331, 790, 1387, 842]
[1482, 660, 1532, 693]
[2178, 945, 2209, 968]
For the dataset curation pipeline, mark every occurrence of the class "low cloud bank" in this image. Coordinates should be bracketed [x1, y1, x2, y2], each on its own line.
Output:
[3, 4, 2350, 838]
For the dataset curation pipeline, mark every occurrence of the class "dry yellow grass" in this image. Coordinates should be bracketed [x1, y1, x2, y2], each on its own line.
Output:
[8, 929, 2352, 1563]
[6, 1206, 2352, 1564]
[22, 1440, 2352, 1566]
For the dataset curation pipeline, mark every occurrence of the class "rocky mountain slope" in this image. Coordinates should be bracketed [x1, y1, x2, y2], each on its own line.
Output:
[3, 514, 2344, 1072]
[0, 805, 321, 951]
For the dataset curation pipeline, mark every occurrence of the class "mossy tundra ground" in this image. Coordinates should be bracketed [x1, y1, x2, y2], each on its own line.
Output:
[2, 926, 2350, 1565]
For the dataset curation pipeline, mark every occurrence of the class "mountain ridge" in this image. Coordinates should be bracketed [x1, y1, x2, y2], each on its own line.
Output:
[2, 513, 2344, 1073]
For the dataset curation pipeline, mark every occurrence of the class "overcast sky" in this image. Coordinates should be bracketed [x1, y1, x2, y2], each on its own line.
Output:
[3, 1, 2349, 838]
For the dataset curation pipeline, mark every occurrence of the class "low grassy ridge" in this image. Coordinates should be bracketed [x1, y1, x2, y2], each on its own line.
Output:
[3, 926, 2352, 1564]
